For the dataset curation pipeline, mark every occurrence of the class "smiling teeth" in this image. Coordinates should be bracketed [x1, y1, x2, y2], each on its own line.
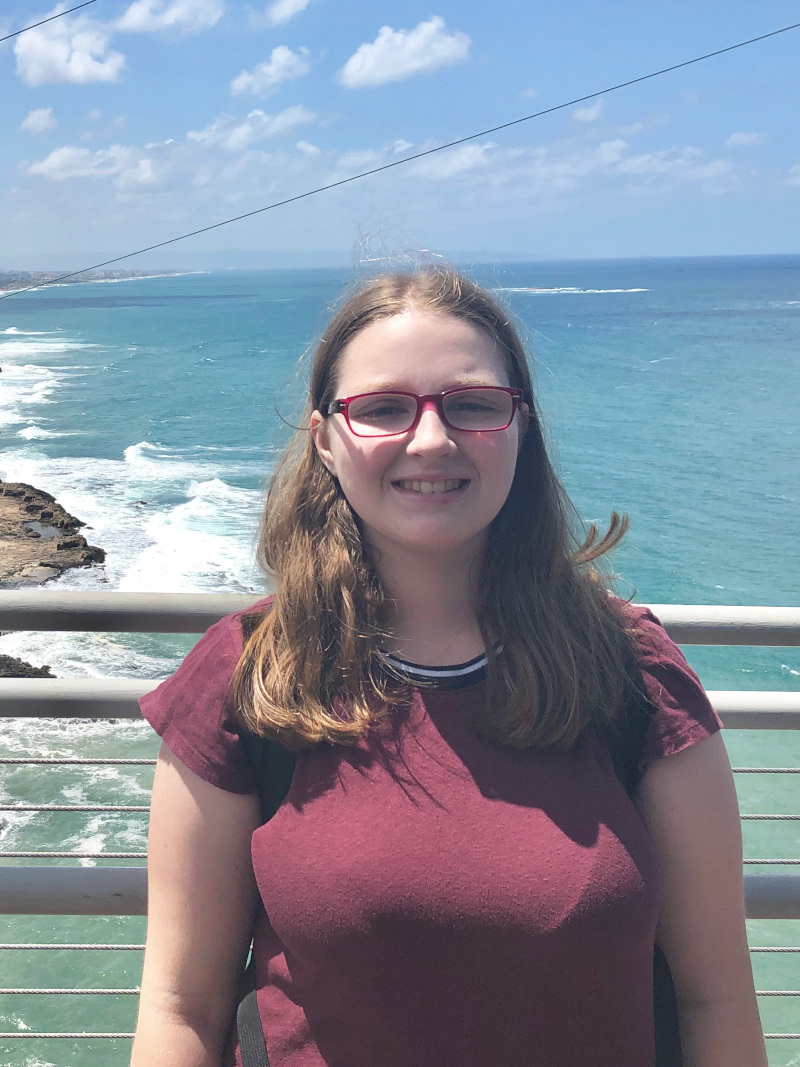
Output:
[396, 479, 464, 493]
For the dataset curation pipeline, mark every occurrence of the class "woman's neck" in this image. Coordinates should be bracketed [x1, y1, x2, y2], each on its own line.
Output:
[373, 541, 485, 666]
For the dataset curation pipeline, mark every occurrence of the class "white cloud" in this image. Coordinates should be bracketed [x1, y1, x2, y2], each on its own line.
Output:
[260, 0, 311, 26]
[520, 88, 538, 100]
[187, 105, 315, 151]
[116, 0, 224, 33]
[14, 7, 126, 86]
[411, 143, 494, 179]
[20, 110, 748, 256]
[21, 107, 57, 134]
[393, 139, 413, 154]
[724, 131, 765, 149]
[337, 16, 470, 89]
[296, 139, 320, 155]
[573, 100, 603, 123]
[87, 109, 102, 121]
[25, 103, 315, 194]
[615, 146, 732, 182]
[27, 144, 135, 180]
[231, 45, 310, 96]
[789, 165, 800, 187]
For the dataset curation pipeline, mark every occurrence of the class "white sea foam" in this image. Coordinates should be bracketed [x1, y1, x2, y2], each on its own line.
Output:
[117, 475, 263, 594]
[16, 424, 79, 440]
[495, 286, 649, 294]
[0, 443, 267, 676]
[0, 339, 94, 357]
[0, 364, 63, 427]
[0, 331, 93, 435]
[123, 440, 263, 482]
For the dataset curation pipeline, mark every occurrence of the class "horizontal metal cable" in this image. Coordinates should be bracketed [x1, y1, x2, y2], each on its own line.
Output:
[743, 859, 800, 864]
[1, 851, 146, 859]
[10, 987, 797, 998]
[0, 1031, 795, 1041]
[7, 805, 798, 818]
[740, 814, 800, 820]
[2, 760, 795, 771]
[733, 767, 800, 773]
[0, 987, 139, 995]
[0, 804, 149, 812]
[0, 944, 795, 955]
[0, 757, 156, 765]
[3, 850, 798, 862]
[0, 1031, 134, 1039]
[0, 943, 144, 950]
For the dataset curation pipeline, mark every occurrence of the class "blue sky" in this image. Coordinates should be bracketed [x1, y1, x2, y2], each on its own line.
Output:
[2, 0, 799, 268]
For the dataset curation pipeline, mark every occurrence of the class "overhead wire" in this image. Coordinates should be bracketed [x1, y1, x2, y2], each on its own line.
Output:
[3, 18, 800, 300]
[0, 0, 99, 46]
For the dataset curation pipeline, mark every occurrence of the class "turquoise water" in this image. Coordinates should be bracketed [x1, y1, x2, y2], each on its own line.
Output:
[1, 256, 799, 1064]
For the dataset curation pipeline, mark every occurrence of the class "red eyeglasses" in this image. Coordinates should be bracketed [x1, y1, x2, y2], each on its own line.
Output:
[324, 387, 526, 438]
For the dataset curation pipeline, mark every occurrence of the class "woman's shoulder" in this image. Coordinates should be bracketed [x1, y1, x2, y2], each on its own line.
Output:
[615, 599, 723, 770]
[138, 593, 275, 794]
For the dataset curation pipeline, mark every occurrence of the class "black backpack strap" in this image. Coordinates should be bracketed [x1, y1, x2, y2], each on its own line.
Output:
[607, 667, 683, 1067]
[239, 728, 298, 823]
[237, 958, 270, 1067]
[235, 733, 297, 1067]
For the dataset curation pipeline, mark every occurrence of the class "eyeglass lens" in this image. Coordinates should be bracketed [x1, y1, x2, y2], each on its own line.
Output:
[346, 389, 514, 435]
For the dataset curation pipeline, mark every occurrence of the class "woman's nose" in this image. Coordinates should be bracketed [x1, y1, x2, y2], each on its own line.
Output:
[407, 402, 457, 454]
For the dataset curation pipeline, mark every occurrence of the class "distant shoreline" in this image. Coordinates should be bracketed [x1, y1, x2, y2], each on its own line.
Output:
[0, 269, 204, 294]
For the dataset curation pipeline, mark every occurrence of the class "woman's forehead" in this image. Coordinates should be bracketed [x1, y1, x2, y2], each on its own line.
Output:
[335, 311, 509, 392]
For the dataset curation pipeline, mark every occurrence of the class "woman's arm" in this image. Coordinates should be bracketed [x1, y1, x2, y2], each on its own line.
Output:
[636, 732, 767, 1067]
[131, 743, 262, 1067]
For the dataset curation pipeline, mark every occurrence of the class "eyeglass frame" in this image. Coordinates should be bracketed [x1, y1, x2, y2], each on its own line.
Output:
[323, 386, 526, 438]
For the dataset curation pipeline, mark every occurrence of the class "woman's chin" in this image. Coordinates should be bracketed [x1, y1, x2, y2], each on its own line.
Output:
[364, 521, 488, 561]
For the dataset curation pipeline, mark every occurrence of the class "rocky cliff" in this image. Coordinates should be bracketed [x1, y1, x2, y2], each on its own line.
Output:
[0, 480, 106, 587]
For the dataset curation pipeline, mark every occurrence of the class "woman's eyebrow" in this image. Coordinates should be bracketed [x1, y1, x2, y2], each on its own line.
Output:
[341, 377, 504, 393]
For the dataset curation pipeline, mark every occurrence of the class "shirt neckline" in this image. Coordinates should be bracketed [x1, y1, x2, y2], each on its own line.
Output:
[383, 650, 489, 690]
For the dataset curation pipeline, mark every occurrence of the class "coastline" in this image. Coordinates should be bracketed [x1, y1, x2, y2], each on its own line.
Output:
[0, 479, 105, 588]
[0, 268, 199, 294]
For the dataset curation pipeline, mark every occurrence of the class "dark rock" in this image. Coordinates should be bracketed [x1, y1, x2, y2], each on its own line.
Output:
[56, 537, 82, 551]
[0, 655, 55, 678]
[0, 480, 105, 586]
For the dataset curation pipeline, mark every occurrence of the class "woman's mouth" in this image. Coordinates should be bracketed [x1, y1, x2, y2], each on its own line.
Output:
[392, 479, 469, 494]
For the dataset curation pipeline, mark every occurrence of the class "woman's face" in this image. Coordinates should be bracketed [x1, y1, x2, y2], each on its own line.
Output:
[311, 310, 526, 567]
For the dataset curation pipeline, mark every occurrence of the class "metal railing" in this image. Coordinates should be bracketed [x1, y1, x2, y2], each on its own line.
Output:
[1, 594, 800, 1046]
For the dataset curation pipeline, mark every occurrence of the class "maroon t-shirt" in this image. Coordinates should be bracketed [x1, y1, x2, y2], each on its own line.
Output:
[140, 601, 721, 1067]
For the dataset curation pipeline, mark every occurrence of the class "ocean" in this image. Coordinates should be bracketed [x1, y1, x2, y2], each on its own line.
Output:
[1, 256, 799, 1064]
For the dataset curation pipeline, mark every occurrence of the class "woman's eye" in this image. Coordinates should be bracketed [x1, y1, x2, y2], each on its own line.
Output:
[360, 403, 405, 419]
[450, 397, 502, 413]
[453, 401, 495, 412]
[350, 397, 413, 423]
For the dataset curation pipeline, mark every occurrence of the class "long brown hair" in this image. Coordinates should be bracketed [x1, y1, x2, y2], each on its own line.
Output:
[232, 267, 636, 750]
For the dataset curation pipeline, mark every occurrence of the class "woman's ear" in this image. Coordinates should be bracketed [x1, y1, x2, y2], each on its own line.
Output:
[310, 410, 336, 476]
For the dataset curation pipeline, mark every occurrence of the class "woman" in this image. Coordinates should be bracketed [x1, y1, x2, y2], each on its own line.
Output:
[132, 268, 766, 1066]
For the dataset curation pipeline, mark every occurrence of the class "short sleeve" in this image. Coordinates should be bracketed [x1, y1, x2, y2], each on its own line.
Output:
[626, 605, 723, 772]
[139, 612, 256, 794]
